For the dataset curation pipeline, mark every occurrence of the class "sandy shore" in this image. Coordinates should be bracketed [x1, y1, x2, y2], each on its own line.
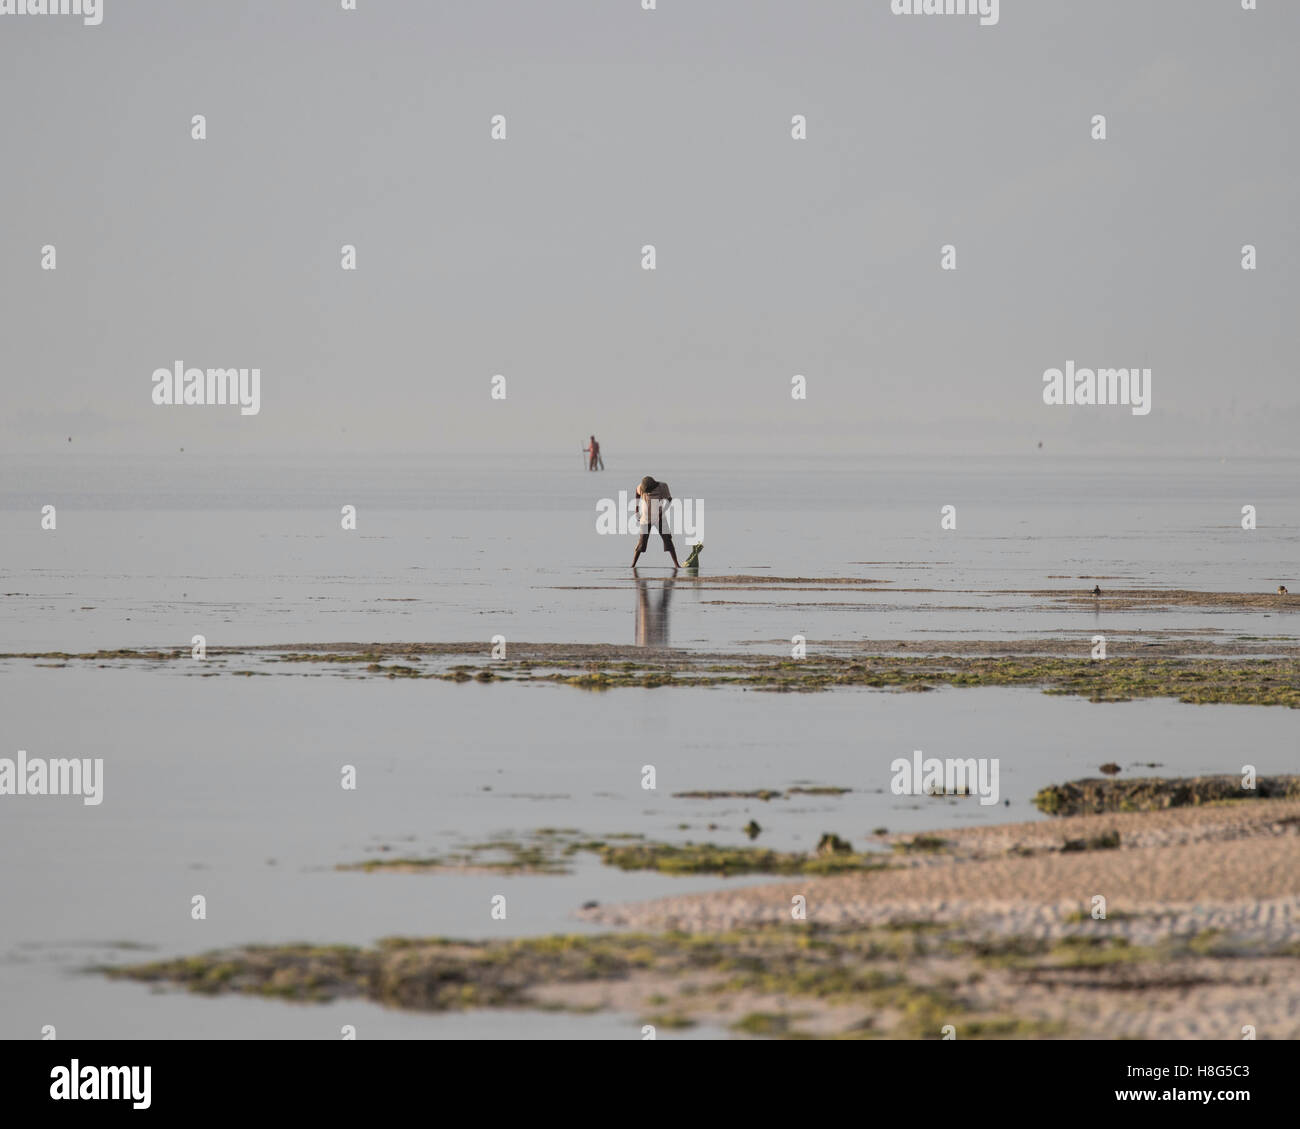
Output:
[108, 798, 1300, 1039]
[561, 800, 1300, 1038]
[582, 799, 1300, 935]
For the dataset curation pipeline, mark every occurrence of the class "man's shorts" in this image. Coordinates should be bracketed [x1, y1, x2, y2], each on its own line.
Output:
[635, 508, 675, 554]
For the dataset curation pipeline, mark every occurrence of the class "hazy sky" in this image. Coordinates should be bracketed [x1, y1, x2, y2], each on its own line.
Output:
[2, 0, 1296, 457]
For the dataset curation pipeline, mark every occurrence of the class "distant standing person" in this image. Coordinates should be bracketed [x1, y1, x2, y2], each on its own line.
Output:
[585, 435, 603, 471]
[631, 475, 680, 568]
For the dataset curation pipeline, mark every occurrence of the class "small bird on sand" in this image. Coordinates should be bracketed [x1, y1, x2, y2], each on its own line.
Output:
[1280, 586, 1289, 595]
[1092, 585, 1102, 597]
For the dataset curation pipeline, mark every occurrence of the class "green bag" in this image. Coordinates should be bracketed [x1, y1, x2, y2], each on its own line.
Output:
[682, 543, 703, 568]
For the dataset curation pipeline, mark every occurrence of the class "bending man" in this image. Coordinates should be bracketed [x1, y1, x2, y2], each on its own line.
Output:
[631, 475, 680, 568]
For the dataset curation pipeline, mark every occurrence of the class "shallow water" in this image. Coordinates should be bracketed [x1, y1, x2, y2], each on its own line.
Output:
[2, 452, 1297, 652]
[2, 662, 1297, 1038]
[2, 452, 1297, 1037]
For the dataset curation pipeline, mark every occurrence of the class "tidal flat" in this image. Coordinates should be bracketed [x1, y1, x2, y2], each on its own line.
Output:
[338, 828, 893, 878]
[102, 793, 1300, 1039]
[5, 623, 1297, 1036]
[6, 629, 1300, 707]
[5, 456, 1298, 1040]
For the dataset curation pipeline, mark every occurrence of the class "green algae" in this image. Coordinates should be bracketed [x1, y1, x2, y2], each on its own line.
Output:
[892, 835, 950, 854]
[1034, 775, 1300, 816]
[671, 787, 850, 802]
[643, 1012, 697, 1030]
[102, 920, 1299, 1040]
[595, 841, 886, 876]
[9, 643, 1300, 707]
[337, 829, 884, 878]
[1060, 829, 1122, 852]
[957, 1016, 1069, 1039]
[731, 1012, 799, 1036]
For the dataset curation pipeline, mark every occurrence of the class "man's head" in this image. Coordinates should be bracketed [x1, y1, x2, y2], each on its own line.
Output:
[637, 476, 657, 496]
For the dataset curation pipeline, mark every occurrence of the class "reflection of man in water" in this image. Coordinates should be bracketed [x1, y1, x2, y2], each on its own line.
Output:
[634, 574, 674, 646]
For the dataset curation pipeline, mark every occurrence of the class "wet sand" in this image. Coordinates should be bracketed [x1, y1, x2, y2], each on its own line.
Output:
[6, 632, 1298, 706]
[105, 798, 1300, 1039]
[548, 579, 1300, 611]
[582, 798, 1300, 932]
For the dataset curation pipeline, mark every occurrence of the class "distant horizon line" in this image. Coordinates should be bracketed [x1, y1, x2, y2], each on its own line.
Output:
[3, 448, 1296, 463]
